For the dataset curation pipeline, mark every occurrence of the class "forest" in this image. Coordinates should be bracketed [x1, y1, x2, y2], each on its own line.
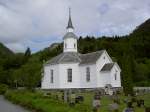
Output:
[0, 18, 150, 94]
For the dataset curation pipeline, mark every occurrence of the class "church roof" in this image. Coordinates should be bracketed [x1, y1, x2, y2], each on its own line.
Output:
[63, 32, 78, 40]
[45, 52, 81, 65]
[45, 50, 105, 65]
[66, 15, 74, 29]
[101, 63, 115, 71]
[79, 50, 104, 65]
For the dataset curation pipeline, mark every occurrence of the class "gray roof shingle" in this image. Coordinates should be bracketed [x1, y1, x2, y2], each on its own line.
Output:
[79, 50, 104, 65]
[101, 63, 115, 71]
[45, 52, 81, 65]
[45, 50, 105, 65]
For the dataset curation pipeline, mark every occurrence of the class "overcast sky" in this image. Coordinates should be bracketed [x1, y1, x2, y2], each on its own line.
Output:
[0, 0, 150, 53]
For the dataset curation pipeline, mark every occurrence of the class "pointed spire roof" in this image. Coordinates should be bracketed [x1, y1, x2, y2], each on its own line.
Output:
[66, 8, 74, 29]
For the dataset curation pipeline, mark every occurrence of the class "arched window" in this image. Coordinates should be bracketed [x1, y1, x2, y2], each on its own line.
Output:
[67, 68, 72, 82]
[86, 67, 90, 82]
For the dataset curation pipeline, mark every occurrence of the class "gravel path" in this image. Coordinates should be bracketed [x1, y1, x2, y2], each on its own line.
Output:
[0, 95, 30, 112]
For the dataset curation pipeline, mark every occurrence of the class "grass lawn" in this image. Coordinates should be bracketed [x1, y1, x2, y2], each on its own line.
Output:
[4, 90, 150, 112]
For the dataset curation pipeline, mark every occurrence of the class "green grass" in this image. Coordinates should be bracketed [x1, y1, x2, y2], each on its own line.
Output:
[4, 90, 150, 112]
[5, 90, 87, 112]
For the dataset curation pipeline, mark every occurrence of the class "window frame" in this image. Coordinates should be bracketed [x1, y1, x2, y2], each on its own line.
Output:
[86, 67, 90, 82]
[114, 70, 117, 80]
[65, 43, 67, 48]
[74, 43, 76, 48]
[103, 56, 105, 59]
[67, 68, 72, 82]
[50, 69, 54, 83]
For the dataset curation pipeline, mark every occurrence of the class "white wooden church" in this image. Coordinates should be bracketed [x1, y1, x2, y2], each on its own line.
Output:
[41, 10, 121, 90]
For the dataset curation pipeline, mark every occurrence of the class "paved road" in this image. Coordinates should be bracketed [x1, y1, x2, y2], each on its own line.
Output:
[0, 95, 30, 112]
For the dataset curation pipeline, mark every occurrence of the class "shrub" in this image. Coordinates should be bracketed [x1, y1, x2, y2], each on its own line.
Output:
[0, 83, 8, 94]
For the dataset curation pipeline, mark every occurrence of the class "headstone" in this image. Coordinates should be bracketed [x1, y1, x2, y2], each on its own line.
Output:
[113, 95, 120, 104]
[69, 92, 76, 106]
[92, 99, 100, 112]
[64, 90, 68, 103]
[109, 102, 119, 112]
[75, 95, 84, 103]
[92, 94, 101, 112]
[123, 102, 134, 112]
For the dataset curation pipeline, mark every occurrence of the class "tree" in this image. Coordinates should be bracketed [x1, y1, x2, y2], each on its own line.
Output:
[25, 47, 31, 57]
[23, 47, 31, 63]
[0, 67, 6, 84]
[121, 53, 134, 95]
[19, 62, 42, 90]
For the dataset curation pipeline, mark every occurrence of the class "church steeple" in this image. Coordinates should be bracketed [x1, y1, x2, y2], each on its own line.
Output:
[66, 8, 74, 32]
[63, 8, 78, 52]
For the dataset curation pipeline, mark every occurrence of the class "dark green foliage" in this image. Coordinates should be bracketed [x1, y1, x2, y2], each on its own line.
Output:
[0, 83, 8, 94]
[121, 54, 133, 95]
[24, 47, 31, 62]
[25, 47, 31, 57]
[38, 44, 63, 62]
[20, 61, 42, 90]
[131, 19, 150, 58]
[0, 42, 14, 58]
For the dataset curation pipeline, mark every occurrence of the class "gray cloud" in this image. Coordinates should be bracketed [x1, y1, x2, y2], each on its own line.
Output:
[0, 0, 150, 52]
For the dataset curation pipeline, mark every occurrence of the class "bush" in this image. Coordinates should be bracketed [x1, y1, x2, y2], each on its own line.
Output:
[0, 84, 8, 94]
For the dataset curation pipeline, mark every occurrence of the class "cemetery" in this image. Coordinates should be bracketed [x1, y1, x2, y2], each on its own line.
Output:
[4, 89, 150, 112]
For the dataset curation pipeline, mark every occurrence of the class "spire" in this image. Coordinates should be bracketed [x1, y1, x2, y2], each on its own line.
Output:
[66, 8, 74, 29]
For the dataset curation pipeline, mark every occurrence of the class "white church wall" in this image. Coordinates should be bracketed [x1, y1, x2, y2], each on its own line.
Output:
[64, 38, 77, 52]
[41, 66, 49, 89]
[79, 64, 97, 88]
[59, 63, 80, 88]
[96, 51, 113, 87]
[99, 71, 111, 87]
[41, 64, 60, 89]
[110, 65, 121, 87]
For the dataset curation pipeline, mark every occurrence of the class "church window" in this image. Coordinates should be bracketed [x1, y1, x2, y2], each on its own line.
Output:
[65, 43, 67, 48]
[86, 67, 90, 82]
[74, 43, 76, 48]
[67, 68, 72, 82]
[114, 70, 118, 80]
[114, 73, 117, 80]
[103, 56, 105, 59]
[50, 69, 54, 83]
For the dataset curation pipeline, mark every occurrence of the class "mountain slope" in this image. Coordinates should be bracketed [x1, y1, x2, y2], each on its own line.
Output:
[0, 42, 14, 58]
[130, 18, 150, 58]
[133, 18, 150, 34]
